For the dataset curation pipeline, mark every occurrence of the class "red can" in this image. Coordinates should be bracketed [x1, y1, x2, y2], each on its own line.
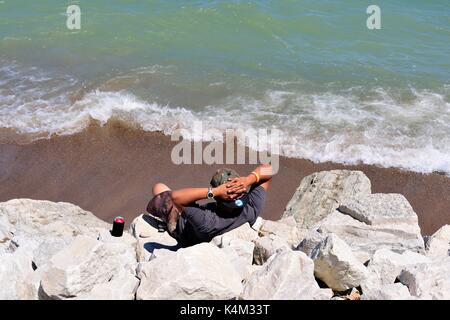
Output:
[111, 216, 124, 237]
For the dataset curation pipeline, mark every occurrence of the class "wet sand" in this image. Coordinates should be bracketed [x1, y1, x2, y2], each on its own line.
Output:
[0, 121, 449, 235]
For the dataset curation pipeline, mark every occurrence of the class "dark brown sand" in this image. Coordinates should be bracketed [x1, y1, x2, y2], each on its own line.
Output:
[0, 121, 449, 235]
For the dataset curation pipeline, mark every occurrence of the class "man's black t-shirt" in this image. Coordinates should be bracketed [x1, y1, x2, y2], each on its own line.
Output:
[170, 186, 266, 247]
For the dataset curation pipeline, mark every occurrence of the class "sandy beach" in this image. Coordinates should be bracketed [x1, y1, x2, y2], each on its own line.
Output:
[0, 120, 448, 235]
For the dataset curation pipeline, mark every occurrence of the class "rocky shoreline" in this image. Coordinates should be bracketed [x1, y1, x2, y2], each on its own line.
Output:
[1, 170, 449, 300]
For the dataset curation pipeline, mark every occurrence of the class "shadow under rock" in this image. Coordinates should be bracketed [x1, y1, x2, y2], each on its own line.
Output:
[141, 214, 181, 254]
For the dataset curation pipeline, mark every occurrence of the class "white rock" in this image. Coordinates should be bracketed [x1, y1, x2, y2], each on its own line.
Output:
[259, 217, 303, 248]
[241, 249, 333, 300]
[251, 217, 265, 232]
[0, 250, 34, 299]
[0, 199, 110, 265]
[244, 265, 263, 282]
[129, 213, 163, 238]
[296, 230, 326, 257]
[0, 199, 108, 238]
[425, 225, 450, 257]
[129, 214, 179, 262]
[0, 216, 14, 253]
[362, 283, 412, 300]
[309, 211, 425, 261]
[136, 242, 242, 300]
[398, 257, 450, 300]
[212, 223, 259, 247]
[39, 235, 137, 300]
[310, 234, 369, 291]
[253, 234, 290, 265]
[338, 193, 421, 234]
[149, 248, 177, 261]
[362, 248, 430, 289]
[77, 273, 140, 300]
[221, 239, 255, 280]
[31, 237, 73, 268]
[283, 170, 371, 230]
[16, 265, 50, 300]
[224, 238, 255, 265]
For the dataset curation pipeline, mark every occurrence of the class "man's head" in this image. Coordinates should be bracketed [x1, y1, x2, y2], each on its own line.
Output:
[146, 190, 179, 233]
[211, 168, 248, 210]
[210, 168, 240, 188]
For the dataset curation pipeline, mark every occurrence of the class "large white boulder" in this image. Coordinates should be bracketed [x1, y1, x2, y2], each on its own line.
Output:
[362, 248, 430, 289]
[136, 242, 242, 300]
[299, 211, 425, 263]
[283, 170, 371, 230]
[0, 199, 108, 238]
[310, 234, 369, 291]
[338, 193, 421, 235]
[398, 257, 450, 300]
[129, 214, 179, 262]
[241, 249, 333, 300]
[424, 225, 450, 257]
[39, 235, 137, 300]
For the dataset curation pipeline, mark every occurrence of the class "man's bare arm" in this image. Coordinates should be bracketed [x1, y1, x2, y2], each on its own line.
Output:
[226, 163, 274, 194]
[171, 183, 236, 207]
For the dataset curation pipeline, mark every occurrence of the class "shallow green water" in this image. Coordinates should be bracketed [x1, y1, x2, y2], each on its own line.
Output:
[0, 1, 449, 173]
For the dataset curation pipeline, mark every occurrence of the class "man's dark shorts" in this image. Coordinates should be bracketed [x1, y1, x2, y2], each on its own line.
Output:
[171, 185, 266, 247]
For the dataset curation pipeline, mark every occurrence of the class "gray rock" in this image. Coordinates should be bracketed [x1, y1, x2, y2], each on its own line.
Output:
[362, 283, 412, 300]
[283, 170, 371, 230]
[296, 229, 326, 256]
[398, 257, 450, 300]
[136, 242, 242, 300]
[253, 234, 290, 265]
[338, 193, 421, 234]
[310, 234, 369, 291]
[425, 225, 450, 257]
[241, 250, 333, 300]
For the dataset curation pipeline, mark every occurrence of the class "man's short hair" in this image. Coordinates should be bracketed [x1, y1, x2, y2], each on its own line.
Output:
[210, 168, 240, 187]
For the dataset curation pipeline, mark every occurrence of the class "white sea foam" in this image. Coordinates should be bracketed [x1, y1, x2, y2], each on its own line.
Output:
[1, 61, 449, 175]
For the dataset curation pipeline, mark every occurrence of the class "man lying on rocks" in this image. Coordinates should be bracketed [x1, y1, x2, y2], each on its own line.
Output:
[146, 164, 273, 247]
